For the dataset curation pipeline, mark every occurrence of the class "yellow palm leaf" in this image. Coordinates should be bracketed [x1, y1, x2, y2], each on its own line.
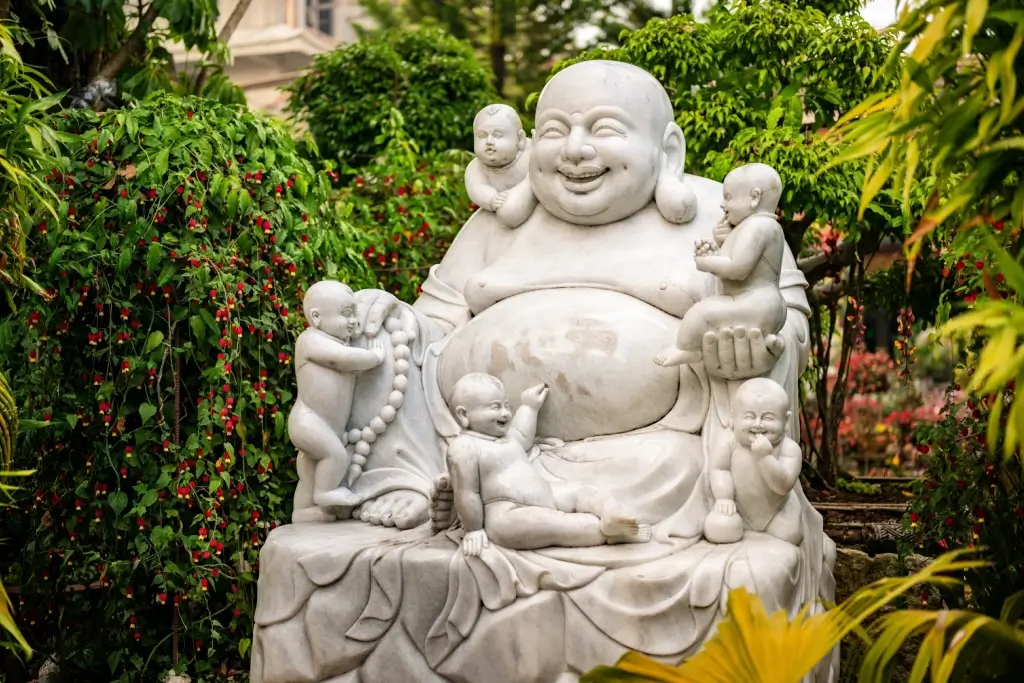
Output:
[584, 550, 987, 683]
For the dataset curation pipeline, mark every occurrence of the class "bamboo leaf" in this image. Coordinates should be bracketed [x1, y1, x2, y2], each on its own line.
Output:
[964, 0, 989, 56]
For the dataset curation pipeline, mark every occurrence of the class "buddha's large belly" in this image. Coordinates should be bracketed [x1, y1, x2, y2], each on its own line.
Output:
[438, 289, 680, 441]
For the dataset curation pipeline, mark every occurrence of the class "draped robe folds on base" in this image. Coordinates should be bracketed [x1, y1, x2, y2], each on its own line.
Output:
[252, 178, 838, 683]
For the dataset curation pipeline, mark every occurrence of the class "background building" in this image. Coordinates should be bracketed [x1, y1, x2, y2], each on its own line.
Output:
[170, 0, 367, 113]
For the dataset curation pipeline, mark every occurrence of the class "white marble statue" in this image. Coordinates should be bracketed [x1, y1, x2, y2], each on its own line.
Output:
[288, 281, 386, 522]
[464, 104, 538, 228]
[655, 163, 787, 369]
[253, 60, 837, 683]
[448, 373, 651, 554]
[704, 377, 804, 546]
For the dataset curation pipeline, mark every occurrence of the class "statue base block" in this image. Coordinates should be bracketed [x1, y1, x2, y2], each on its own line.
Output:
[252, 520, 822, 683]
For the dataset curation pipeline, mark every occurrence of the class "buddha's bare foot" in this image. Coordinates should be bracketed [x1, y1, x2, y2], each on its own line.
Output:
[600, 512, 640, 538]
[355, 491, 429, 529]
[654, 347, 700, 367]
[607, 523, 652, 545]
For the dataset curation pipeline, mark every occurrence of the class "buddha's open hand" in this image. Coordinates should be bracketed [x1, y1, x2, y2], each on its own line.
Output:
[357, 289, 400, 338]
[429, 474, 455, 533]
[521, 383, 549, 410]
[714, 499, 736, 516]
[751, 434, 775, 458]
[462, 529, 490, 557]
[702, 326, 785, 381]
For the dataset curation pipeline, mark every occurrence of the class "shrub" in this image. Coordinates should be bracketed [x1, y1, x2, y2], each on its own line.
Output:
[0, 92, 371, 681]
[286, 28, 497, 165]
[339, 110, 476, 303]
[904, 388, 1024, 617]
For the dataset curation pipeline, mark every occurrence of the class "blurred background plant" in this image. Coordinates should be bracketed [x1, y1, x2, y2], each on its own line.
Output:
[286, 28, 496, 165]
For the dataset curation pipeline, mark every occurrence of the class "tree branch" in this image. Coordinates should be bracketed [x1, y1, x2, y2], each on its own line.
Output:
[93, 1, 162, 84]
[193, 0, 253, 94]
[798, 236, 882, 290]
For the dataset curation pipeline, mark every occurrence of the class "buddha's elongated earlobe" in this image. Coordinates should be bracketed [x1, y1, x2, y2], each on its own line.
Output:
[655, 122, 698, 225]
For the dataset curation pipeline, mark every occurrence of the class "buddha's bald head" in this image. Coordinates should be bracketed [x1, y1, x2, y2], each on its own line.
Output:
[530, 60, 697, 226]
[537, 61, 675, 142]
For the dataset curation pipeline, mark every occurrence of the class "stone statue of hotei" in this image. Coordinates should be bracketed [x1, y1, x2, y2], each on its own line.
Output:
[252, 60, 838, 683]
[655, 163, 787, 369]
[464, 104, 539, 228]
[287, 281, 385, 522]
[447, 373, 651, 555]
[704, 377, 804, 546]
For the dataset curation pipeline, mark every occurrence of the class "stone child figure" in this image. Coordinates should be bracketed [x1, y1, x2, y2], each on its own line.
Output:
[464, 104, 538, 228]
[289, 281, 386, 516]
[654, 163, 787, 368]
[704, 378, 804, 546]
[446, 373, 652, 556]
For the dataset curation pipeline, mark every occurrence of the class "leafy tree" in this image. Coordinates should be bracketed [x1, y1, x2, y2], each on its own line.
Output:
[0, 92, 371, 681]
[1, 0, 247, 105]
[556, 1, 923, 485]
[355, 0, 618, 103]
[285, 28, 497, 164]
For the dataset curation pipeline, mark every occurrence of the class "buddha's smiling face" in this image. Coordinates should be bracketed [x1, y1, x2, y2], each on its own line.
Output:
[530, 63, 667, 225]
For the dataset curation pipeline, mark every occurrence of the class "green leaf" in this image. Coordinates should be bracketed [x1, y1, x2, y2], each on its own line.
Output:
[154, 147, 170, 178]
[191, 315, 207, 345]
[144, 331, 164, 354]
[66, 413, 79, 428]
[146, 242, 162, 273]
[139, 403, 157, 424]
[239, 637, 251, 658]
[149, 526, 173, 550]
[48, 246, 67, 268]
[139, 489, 158, 509]
[109, 491, 128, 516]
[117, 248, 133, 274]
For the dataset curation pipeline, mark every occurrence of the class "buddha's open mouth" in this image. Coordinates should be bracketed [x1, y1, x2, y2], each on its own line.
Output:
[558, 166, 610, 192]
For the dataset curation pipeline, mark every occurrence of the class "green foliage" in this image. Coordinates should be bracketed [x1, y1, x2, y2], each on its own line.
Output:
[342, 110, 476, 302]
[836, 477, 881, 495]
[0, 19, 65, 301]
[286, 28, 496, 165]
[0, 92, 371, 680]
[904, 387, 1024, 619]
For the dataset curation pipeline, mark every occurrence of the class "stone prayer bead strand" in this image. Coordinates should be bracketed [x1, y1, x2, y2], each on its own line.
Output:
[343, 316, 417, 486]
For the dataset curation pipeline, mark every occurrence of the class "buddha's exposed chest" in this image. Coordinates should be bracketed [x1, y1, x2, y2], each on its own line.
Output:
[462, 206, 713, 319]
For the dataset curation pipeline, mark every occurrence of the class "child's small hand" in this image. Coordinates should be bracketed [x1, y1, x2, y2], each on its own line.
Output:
[713, 218, 731, 246]
[751, 434, 775, 458]
[521, 383, 549, 410]
[369, 337, 386, 364]
[462, 529, 490, 557]
[492, 190, 509, 211]
[694, 238, 720, 257]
